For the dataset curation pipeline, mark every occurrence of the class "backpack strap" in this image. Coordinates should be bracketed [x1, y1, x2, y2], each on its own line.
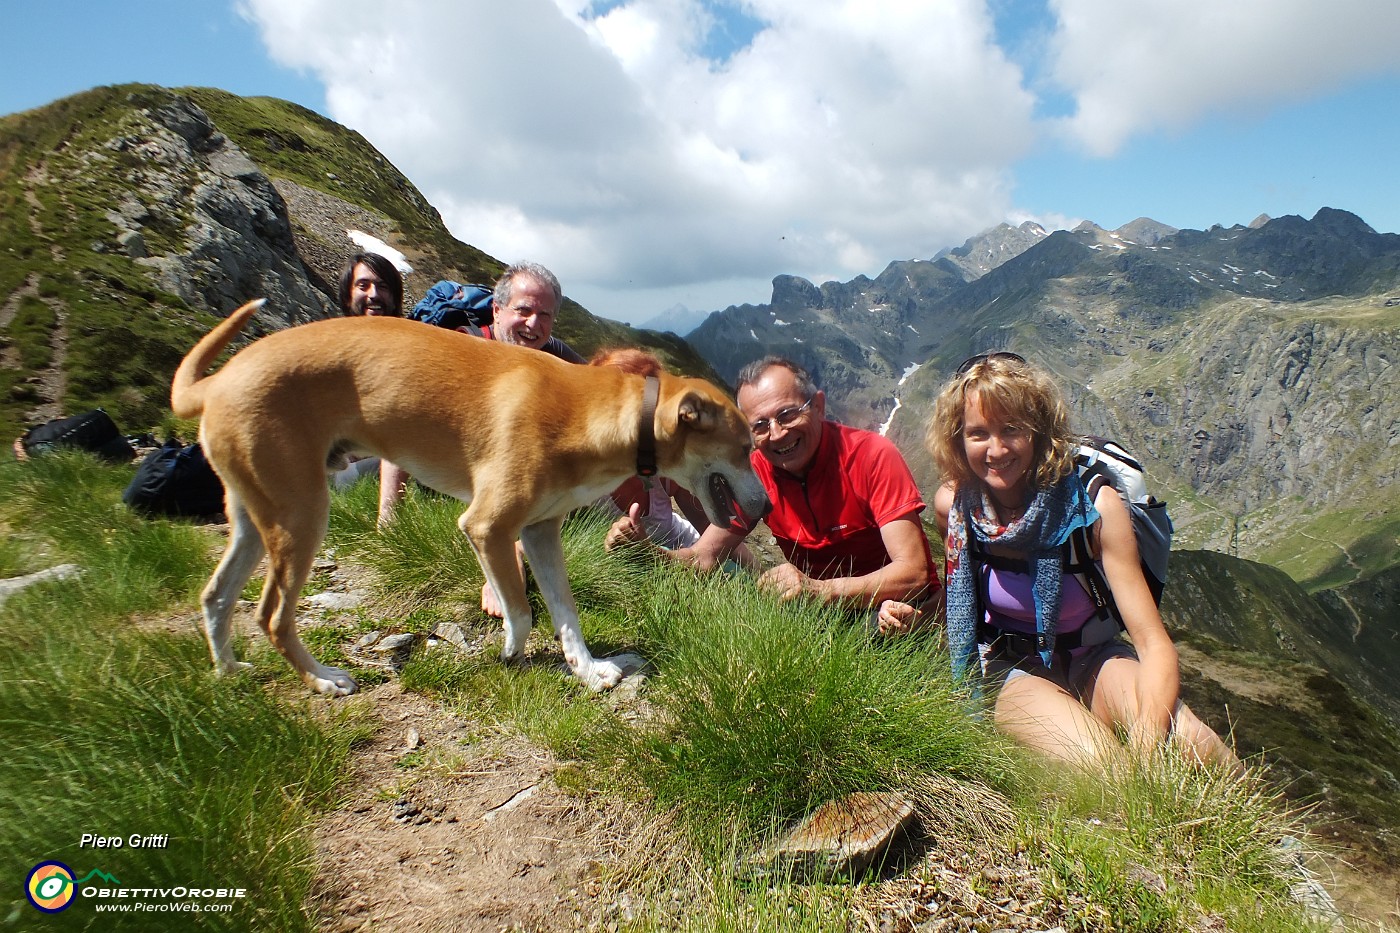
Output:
[1065, 474, 1125, 633]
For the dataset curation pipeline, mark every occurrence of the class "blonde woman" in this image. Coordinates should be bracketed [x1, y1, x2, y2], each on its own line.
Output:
[910, 352, 1234, 766]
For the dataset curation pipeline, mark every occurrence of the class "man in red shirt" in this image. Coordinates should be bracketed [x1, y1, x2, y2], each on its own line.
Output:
[606, 356, 941, 633]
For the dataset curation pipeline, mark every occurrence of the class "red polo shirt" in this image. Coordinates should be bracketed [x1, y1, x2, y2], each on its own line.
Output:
[751, 421, 938, 584]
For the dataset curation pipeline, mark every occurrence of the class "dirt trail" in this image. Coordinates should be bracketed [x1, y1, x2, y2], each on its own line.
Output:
[308, 683, 622, 932]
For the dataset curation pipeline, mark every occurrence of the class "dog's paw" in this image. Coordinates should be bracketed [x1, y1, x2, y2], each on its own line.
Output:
[576, 658, 626, 692]
[215, 660, 255, 676]
[308, 666, 358, 697]
[500, 617, 533, 660]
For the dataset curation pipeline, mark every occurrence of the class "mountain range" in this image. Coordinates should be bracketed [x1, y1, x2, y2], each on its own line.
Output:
[686, 208, 1400, 589]
[2, 84, 1397, 875]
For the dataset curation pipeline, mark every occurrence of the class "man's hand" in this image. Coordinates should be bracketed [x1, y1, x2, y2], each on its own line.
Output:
[757, 562, 823, 602]
[604, 502, 648, 552]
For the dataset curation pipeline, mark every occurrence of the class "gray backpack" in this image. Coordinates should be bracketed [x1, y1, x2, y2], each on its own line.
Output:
[1064, 436, 1174, 625]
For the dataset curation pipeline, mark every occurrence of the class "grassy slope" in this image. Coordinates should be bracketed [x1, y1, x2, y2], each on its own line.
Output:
[0, 451, 1374, 931]
[324, 483, 1333, 932]
[0, 453, 365, 931]
[0, 83, 727, 450]
[1163, 551, 1400, 865]
[0, 85, 224, 440]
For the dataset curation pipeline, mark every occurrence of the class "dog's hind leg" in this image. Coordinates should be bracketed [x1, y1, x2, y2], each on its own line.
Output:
[520, 518, 624, 692]
[201, 491, 264, 676]
[253, 485, 358, 697]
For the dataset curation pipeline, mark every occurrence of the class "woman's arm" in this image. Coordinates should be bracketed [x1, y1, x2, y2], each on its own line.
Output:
[875, 483, 956, 634]
[1093, 486, 1179, 745]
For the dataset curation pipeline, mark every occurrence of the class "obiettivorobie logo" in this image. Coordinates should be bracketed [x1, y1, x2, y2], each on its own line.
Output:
[24, 860, 246, 915]
[25, 862, 119, 913]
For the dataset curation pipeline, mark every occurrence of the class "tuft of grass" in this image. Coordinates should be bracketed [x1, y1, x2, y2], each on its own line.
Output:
[584, 565, 1018, 847]
[329, 482, 483, 614]
[402, 647, 610, 758]
[1022, 746, 1327, 932]
[2, 451, 213, 612]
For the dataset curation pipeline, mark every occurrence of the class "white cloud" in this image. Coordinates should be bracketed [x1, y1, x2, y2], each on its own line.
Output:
[239, 0, 1399, 321]
[1046, 0, 1400, 156]
[241, 0, 1035, 320]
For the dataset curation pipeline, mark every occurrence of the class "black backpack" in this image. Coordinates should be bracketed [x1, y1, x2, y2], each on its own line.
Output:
[16, 410, 135, 463]
[122, 440, 226, 520]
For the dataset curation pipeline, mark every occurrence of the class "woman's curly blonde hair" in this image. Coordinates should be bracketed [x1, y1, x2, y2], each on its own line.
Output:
[926, 354, 1078, 492]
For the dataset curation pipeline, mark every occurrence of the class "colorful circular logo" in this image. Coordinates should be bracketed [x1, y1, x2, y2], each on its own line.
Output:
[26, 861, 76, 913]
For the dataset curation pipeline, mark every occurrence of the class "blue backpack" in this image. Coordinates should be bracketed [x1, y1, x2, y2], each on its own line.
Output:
[409, 280, 494, 330]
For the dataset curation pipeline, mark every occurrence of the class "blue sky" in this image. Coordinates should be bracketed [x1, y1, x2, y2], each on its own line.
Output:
[5, 0, 1398, 325]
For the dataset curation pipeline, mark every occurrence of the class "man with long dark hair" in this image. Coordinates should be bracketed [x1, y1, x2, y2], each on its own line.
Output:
[337, 252, 404, 317]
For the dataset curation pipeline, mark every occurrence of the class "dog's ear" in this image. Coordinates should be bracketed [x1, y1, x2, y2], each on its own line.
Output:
[676, 390, 720, 432]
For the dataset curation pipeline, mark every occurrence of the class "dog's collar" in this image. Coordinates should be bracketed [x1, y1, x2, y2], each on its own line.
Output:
[636, 374, 659, 477]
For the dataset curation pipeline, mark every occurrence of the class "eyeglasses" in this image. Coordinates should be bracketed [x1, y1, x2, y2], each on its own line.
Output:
[749, 398, 814, 437]
[955, 351, 1026, 375]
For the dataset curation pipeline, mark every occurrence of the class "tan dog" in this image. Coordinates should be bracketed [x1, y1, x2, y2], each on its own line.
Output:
[171, 299, 769, 695]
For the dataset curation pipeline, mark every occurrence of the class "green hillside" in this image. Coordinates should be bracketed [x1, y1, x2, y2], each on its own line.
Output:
[0, 84, 724, 444]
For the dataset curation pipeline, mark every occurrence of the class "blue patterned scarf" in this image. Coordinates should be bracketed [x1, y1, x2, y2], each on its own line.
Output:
[944, 472, 1098, 680]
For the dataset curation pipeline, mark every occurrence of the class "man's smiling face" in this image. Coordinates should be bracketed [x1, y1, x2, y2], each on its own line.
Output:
[492, 273, 557, 349]
[737, 364, 825, 478]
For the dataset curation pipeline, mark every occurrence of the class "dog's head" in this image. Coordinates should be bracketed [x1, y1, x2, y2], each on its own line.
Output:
[658, 378, 770, 530]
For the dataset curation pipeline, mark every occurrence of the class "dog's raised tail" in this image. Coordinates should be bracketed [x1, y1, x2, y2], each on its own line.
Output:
[170, 298, 265, 418]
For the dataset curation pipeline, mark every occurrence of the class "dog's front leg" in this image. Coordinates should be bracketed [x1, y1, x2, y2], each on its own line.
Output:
[461, 513, 533, 660]
[520, 519, 624, 692]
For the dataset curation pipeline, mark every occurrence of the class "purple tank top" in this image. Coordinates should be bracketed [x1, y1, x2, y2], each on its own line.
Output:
[981, 563, 1095, 636]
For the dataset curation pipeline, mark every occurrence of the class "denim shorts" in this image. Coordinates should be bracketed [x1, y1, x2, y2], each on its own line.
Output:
[979, 635, 1137, 703]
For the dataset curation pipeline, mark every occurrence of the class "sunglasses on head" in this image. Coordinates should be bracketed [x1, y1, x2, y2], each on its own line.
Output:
[955, 351, 1027, 375]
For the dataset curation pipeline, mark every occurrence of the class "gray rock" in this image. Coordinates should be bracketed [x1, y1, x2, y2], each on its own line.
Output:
[0, 564, 81, 609]
[1276, 836, 1344, 929]
[304, 589, 368, 611]
[375, 633, 418, 654]
[117, 229, 147, 258]
[431, 622, 471, 652]
[101, 94, 330, 322]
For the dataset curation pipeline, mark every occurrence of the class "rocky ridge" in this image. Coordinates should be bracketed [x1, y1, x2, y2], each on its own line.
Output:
[0, 84, 723, 439]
